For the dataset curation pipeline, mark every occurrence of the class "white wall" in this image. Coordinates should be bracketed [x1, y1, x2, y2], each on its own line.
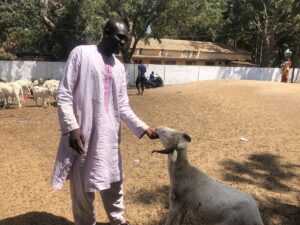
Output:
[0, 60, 65, 81]
[0, 60, 299, 84]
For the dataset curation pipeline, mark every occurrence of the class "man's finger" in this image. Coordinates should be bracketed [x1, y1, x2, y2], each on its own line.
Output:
[147, 130, 159, 139]
[77, 140, 84, 154]
[151, 132, 159, 139]
[80, 134, 85, 146]
[69, 140, 77, 151]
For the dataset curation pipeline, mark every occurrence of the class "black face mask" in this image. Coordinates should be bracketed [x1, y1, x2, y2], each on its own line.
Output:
[112, 33, 128, 47]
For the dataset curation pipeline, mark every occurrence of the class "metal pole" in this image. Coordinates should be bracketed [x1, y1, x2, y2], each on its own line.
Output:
[291, 61, 295, 83]
[290, 50, 294, 83]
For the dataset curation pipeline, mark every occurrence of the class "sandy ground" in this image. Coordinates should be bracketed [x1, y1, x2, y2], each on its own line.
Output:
[0, 80, 299, 225]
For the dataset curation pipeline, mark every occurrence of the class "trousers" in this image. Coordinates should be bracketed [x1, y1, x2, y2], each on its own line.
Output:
[136, 76, 146, 93]
[70, 157, 126, 225]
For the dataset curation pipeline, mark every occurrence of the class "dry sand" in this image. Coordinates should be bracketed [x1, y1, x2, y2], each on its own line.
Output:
[0, 80, 299, 225]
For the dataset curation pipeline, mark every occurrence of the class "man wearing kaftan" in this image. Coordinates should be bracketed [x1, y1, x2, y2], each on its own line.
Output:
[51, 19, 157, 225]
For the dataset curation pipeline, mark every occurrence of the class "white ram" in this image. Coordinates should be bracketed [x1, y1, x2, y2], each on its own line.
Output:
[153, 127, 264, 225]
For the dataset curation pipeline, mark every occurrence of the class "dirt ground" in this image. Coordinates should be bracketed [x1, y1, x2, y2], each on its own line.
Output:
[0, 80, 299, 225]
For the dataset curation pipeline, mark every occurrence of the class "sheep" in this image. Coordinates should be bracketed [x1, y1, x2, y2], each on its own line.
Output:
[32, 86, 51, 107]
[42, 79, 59, 89]
[0, 79, 6, 105]
[15, 79, 32, 96]
[0, 82, 23, 108]
[42, 79, 59, 100]
[0, 87, 5, 107]
[32, 79, 40, 87]
[153, 127, 264, 225]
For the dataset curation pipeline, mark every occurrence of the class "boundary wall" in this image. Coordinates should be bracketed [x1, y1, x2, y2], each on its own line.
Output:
[1, 60, 300, 85]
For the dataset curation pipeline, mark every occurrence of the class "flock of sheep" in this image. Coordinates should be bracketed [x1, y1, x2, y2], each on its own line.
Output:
[0, 79, 60, 108]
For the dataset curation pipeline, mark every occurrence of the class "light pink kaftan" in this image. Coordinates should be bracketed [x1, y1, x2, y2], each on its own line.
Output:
[52, 45, 149, 191]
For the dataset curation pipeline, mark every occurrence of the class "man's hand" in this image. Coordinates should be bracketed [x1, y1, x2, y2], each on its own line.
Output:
[145, 127, 159, 139]
[69, 128, 85, 154]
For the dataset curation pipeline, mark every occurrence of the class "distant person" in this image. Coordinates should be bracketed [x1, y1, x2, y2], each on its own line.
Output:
[52, 18, 158, 225]
[149, 71, 155, 81]
[281, 58, 292, 83]
[136, 60, 146, 95]
[147, 71, 156, 88]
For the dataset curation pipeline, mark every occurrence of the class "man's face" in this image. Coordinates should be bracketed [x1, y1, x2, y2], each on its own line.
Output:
[105, 21, 129, 54]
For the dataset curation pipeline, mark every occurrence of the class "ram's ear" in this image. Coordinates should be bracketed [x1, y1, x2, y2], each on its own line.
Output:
[182, 133, 191, 142]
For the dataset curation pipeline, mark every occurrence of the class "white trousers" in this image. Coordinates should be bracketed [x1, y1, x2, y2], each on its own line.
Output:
[70, 158, 126, 225]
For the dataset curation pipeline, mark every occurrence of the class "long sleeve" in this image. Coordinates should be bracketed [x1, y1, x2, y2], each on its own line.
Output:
[118, 66, 149, 138]
[57, 47, 81, 134]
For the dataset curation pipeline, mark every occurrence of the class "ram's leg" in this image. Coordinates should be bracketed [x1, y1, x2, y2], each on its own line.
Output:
[16, 95, 21, 108]
[34, 95, 38, 106]
[165, 204, 185, 225]
[4, 97, 9, 108]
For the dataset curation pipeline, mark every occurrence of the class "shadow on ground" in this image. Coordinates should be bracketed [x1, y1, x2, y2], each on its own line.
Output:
[127, 185, 168, 225]
[0, 212, 73, 225]
[129, 185, 169, 206]
[221, 152, 300, 225]
[221, 153, 300, 192]
[0, 212, 109, 225]
[259, 196, 300, 225]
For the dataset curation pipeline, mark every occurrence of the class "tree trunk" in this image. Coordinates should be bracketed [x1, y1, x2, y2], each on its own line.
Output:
[259, 0, 273, 67]
[120, 48, 132, 63]
[40, 0, 56, 30]
[260, 38, 263, 66]
[261, 34, 272, 67]
[255, 37, 259, 64]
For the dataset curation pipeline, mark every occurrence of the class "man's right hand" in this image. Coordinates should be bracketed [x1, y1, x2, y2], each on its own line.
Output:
[69, 128, 85, 154]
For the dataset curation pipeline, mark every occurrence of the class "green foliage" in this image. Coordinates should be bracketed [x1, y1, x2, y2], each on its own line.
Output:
[0, 0, 106, 60]
[101, 0, 174, 62]
[52, 0, 106, 58]
[0, 0, 48, 58]
[0, 0, 299, 65]
[155, 0, 225, 41]
[221, 0, 300, 66]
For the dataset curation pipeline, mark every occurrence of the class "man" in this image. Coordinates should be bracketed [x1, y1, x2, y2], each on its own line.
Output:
[149, 71, 155, 81]
[136, 60, 147, 95]
[52, 18, 158, 225]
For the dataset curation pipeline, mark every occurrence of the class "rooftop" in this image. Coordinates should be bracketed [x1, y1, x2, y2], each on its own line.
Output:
[134, 38, 249, 55]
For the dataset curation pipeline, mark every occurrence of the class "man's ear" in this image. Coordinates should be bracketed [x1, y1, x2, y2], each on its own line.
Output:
[182, 133, 191, 142]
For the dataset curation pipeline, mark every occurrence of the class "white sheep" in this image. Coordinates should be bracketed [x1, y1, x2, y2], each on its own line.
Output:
[153, 127, 264, 225]
[0, 86, 6, 107]
[0, 82, 23, 108]
[43, 79, 59, 101]
[42, 79, 59, 89]
[15, 79, 32, 96]
[32, 86, 51, 107]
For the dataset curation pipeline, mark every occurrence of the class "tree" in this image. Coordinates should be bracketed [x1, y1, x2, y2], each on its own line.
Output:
[155, 0, 225, 42]
[221, 0, 300, 67]
[0, 0, 106, 60]
[100, 0, 178, 63]
[0, 0, 49, 59]
[40, 0, 106, 59]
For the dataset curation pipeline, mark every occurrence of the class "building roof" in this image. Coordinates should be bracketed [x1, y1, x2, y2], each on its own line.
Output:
[135, 38, 249, 55]
[230, 60, 256, 66]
